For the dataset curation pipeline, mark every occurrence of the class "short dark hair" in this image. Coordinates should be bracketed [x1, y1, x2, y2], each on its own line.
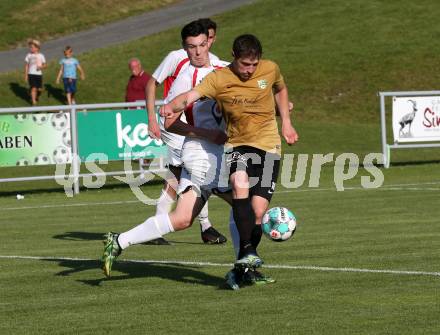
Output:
[232, 34, 263, 59]
[197, 18, 216, 33]
[181, 20, 209, 44]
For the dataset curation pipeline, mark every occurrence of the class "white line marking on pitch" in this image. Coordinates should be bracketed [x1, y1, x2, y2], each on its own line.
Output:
[1, 255, 439, 278]
[1, 181, 439, 211]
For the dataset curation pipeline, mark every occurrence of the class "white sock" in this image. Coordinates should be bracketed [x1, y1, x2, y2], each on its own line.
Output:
[155, 189, 175, 215]
[198, 201, 212, 232]
[118, 214, 174, 249]
[228, 209, 240, 259]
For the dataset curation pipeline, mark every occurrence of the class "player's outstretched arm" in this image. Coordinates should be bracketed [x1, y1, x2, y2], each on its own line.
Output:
[162, 89, 226, 145]
[161, 89, 201, 118]
[275, 86, 299, 145]
[146, 77, 161, 139]
[164, 112, 227, 145]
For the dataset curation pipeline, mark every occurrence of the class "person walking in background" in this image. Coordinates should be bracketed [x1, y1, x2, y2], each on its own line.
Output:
[125, 58, 151, 103]
[24, 39, 46, 106]
[56, 46, 85, 105]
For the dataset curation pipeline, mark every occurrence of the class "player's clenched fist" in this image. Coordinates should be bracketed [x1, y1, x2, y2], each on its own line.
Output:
[159, 104, 174, 119]
[282, 124, 299, 145]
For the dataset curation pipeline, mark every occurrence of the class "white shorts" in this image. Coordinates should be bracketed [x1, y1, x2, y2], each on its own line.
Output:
[177, 139, 230, 198]
[160, 117, 184, 167]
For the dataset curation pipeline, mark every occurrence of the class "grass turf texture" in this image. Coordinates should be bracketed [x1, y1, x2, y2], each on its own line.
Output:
[1, 0, 440, 333]
[1, 164, 439, 334]
[0, 0, 180, 51]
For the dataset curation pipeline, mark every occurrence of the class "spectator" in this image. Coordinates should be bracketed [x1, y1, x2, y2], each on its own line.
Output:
[125, 58, 151, 103]
[125, 58, 153, 179]
[56, 46, 85, 105]
[24, 39, 46, 105]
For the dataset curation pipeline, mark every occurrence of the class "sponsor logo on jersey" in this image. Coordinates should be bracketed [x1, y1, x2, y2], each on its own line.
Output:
[257, 79, 268, 89]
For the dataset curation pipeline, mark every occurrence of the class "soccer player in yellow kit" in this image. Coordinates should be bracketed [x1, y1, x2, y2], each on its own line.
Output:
[161, 34, 298, 287]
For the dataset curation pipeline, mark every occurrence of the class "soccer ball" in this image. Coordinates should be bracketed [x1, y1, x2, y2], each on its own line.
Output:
[51, 112, 68, 130]
[261, 207, 297, 242]
[32, 113, 49, 125]
[62, 129, 71, 147]
[53, 146, 70, 164]
[34, 153, 51, 165]
[14, 114, 27, 122]
[16, 157, 30, 166]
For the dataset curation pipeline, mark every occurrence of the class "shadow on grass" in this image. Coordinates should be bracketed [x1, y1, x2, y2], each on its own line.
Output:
[52, 231, 180, 246]
[0, 178, 164, 197]
[53, 231, 105, 241]
[52, 231, 205, 249]
[44, 83, 65, 104]
[9, 82, 30, 104]
[44, 258, 225, 289]
[389, 159, 440, 167]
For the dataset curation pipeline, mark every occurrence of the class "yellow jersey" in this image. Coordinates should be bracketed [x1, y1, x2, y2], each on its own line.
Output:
[194, 59, 285, 154]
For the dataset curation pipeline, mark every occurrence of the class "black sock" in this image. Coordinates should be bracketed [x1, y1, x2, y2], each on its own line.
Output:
[232, 198, 256, 257]
[251, 224, 262, 249]
[238, 240, 255, 259]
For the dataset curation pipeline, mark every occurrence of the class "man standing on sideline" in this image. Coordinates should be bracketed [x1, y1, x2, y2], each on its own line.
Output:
[144, 18, 226, 244]
[125, 58, 151, 103]
[161, 34, 298, 285]
[124, 58, 157, 220]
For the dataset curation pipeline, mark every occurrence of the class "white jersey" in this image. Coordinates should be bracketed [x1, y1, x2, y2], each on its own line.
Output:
[180, 62, 229, 132]
[169, 58, 229, 130]
[170, 59, 230, 196]
[152, 49, 188, 85]
[152, 48, 219, 98]
[155, 49, 220, 163]
[25, 52, 46, 75]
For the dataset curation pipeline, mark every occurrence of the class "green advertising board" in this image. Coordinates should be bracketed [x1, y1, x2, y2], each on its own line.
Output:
[77, 109, 166, 161]
[0, 112, 71, 167]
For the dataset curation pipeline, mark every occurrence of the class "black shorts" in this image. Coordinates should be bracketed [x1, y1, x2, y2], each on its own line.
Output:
[226, 145, 280, 201]
[28, 74, 43, 89]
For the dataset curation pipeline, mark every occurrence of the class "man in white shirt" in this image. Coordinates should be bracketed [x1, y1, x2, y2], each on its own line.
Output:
[102, 21, 232, 278]
[145, 18, 226, 244]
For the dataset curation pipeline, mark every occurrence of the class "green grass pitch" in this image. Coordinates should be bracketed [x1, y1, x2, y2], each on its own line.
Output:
[1, 158, 439, 334]
[1, 0, 440, 334]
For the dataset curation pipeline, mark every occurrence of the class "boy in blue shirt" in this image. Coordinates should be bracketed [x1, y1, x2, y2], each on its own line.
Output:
[56, 46, 85, 105]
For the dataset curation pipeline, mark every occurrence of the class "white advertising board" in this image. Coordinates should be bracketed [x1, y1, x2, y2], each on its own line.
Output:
[392, 96, 440, 143]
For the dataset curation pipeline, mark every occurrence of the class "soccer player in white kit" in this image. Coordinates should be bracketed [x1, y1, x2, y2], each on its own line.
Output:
[102, 21, 235, 278]
[145, 19, 226, 244]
